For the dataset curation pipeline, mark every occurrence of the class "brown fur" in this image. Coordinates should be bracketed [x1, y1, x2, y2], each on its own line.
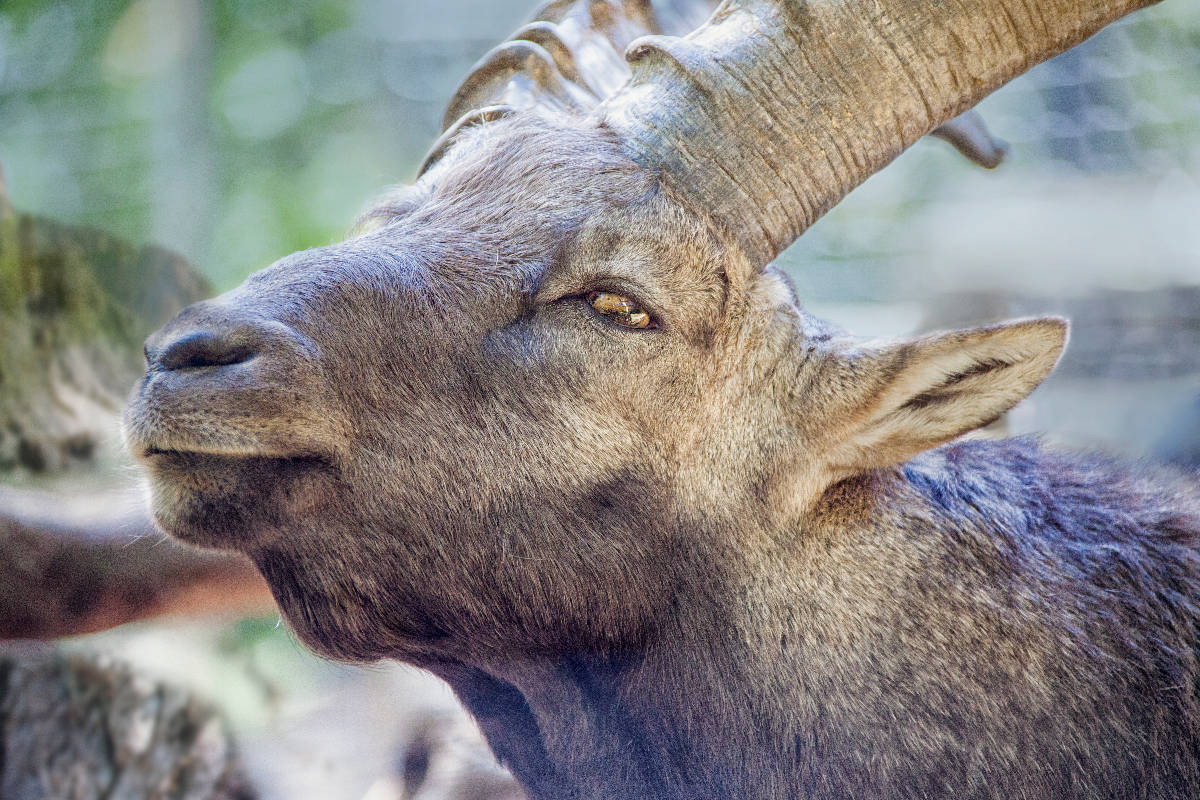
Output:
[125, 114, 1200, 799]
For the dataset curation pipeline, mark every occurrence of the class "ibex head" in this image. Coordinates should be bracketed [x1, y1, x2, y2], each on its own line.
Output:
[123, 0, 1143, 669]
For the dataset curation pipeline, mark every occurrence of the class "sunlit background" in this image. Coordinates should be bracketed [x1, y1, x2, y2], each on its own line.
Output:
[1, 0, 1198, 797]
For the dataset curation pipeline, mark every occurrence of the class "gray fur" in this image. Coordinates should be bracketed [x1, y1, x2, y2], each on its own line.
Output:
[124, 112, 1200, 800]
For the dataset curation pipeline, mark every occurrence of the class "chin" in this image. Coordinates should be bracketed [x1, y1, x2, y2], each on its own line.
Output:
[142, 451, 333, 550]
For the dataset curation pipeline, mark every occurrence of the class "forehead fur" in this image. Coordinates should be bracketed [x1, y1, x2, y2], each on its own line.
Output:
[358, 114, 658, 273]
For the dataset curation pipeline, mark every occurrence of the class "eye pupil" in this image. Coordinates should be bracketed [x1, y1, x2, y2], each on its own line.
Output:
[586, 291, 657, 329]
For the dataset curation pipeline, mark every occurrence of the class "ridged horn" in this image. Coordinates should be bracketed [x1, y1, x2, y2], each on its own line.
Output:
[600, 0, 1158, 268]
[421, 0, 693, 175]
[422, 0, 1008, 177]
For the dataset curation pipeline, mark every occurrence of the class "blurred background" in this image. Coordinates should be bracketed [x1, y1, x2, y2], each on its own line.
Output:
[0, 0, 1197, 798]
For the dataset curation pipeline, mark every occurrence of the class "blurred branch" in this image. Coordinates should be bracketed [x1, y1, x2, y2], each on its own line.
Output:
[397, 711, 529, 800]
[0, 487, 275, 639]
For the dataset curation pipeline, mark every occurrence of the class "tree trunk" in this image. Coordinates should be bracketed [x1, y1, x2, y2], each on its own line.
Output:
[0, 644, 256, 800]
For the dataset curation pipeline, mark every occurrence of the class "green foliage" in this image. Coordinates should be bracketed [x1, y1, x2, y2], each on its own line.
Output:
[0, 195, 19, 315]
[0, 0, 475, 288]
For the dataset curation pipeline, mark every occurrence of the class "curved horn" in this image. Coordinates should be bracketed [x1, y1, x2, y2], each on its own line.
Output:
[421, 0, 697, 175]
[421, 0, 1006, 176]
[600, 0, 1156, 268]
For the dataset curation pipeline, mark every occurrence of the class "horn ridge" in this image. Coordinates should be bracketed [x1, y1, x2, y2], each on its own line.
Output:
[441, 40, 593, 131]
[420, 106, 516, 177]
[421, 0, 722, 174]
[512, 22, 597, 90]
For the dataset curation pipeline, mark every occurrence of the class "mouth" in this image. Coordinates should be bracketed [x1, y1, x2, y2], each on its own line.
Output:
[138, 442, 332, 464]
[140, 446, 334, 485]
[137, 446, 336, 550]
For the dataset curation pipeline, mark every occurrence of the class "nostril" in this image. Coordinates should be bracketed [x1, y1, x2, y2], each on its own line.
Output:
[157, 331, 257, 371]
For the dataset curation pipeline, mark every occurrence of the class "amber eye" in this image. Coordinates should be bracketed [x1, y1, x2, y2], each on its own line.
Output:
[586, 291, 657, 330]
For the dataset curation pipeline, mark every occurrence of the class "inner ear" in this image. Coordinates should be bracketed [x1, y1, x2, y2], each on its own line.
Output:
[826, 317, 1068, 474]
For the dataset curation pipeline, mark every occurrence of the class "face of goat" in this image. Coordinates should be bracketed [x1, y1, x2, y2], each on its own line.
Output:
[123, 116, 1065, 665]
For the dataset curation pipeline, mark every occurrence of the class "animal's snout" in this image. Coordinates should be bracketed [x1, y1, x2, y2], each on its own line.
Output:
[142, 301, 316, 377]
[152, 329, 259, 372]
[126, 300, 332, 462]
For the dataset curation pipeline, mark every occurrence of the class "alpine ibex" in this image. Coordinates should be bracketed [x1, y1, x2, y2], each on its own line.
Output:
[123, 0, 1200, 798]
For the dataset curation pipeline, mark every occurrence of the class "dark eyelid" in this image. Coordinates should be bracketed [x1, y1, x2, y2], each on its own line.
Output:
[556, 279, 657, 312]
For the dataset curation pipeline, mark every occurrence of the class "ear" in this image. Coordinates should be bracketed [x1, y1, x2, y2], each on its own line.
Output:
[825, 318, 1067, 474]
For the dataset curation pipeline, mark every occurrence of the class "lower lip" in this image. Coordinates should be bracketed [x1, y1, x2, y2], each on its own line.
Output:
[142, 447, 199, 462]
[142, 447, 267, 462]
